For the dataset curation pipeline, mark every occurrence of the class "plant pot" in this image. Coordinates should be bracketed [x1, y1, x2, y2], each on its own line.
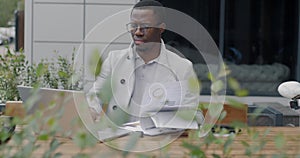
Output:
[5, 101, 25, 119]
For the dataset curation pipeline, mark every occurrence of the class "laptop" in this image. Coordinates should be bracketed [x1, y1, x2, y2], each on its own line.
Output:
[17, 85, 131, 141]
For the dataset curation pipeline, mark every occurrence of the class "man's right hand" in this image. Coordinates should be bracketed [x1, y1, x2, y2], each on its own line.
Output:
[89, 107, 101, 122]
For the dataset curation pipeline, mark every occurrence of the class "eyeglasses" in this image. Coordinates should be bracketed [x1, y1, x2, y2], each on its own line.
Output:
[126, 23, 161, 33]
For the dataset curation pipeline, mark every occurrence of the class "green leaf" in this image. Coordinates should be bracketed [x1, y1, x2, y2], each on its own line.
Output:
[53, 153, 63, 158]
[262, 128, 271, 137]
[37, 134, 49, 140]
[98, 76, 113, 105]
[272, 154, 287, 158]
[43, 150, 51, 158]
[225, 98, 245, 109]
[218, 111, 227, 121]
[123, 132, 142, 157]
[208, 103, 223, 118]
[73, 131, 97, 150]
[182, 141, 206, 157]
[73, 132, 87, 149]
[47, 117, 56, 127]
[223, 134, 235, 153]
[58, 71, 67, 78]
[198, 103, 209, 110]
[188, 77, 200, 93]
[11, 132, 23, 145]
[212, 154, 221, 158]
[245, 148, 252, 156]
[217, 64, 231, 78]
[275, 133, 285, 149]
[177, 109, 195, 121]
[137, 154, 152, 158]
[50, 138, 62, 152]
[88, 49, 103, 77]
[235, 89, 249, 97]
[228, 77, 240, 90]
[241, 140, 249, 147]
[73, 153, 90, 158]
[36, 63, 46, 77]
[207, 72, 215, 82]
[211, 80, 224, 93]
[22, 142, 36, 157]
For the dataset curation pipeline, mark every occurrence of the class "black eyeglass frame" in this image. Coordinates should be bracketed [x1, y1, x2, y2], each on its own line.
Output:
[126, 22, 162, 33]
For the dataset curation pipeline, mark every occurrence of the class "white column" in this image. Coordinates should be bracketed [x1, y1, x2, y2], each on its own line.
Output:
[24, 0, 33, 63]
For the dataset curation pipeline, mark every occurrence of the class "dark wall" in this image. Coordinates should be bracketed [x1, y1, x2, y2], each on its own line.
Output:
[158, 0, 298, 80]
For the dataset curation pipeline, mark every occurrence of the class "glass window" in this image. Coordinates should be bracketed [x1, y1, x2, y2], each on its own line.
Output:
[159, 0, 299, 96]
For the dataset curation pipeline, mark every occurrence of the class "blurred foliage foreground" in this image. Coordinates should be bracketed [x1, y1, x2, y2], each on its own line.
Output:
[0, 48, 299, 157]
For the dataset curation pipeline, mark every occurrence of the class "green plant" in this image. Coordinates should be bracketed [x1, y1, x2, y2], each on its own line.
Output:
[0, 89, 97, 157]
[0, 0, 20, 27]
[0, 47, 83, 103]
[22, 52, 83, 90]
[0, 48, 27, 102]
[0, 48, 88, 157]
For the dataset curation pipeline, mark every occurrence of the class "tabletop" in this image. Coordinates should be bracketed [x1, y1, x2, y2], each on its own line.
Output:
[9, 126, 299, 158]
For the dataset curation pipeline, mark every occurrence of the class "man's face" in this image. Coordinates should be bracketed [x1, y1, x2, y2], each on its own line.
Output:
[129, 9, 164, 52]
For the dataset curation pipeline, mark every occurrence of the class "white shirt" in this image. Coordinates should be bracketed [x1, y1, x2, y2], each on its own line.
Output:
[128, 50, 180, 120]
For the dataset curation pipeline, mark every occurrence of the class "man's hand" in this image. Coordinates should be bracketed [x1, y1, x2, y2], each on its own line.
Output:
[89, 107, 101, 122]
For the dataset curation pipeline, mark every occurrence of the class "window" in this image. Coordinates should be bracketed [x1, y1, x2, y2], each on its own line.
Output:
[159, 0, 299, 95]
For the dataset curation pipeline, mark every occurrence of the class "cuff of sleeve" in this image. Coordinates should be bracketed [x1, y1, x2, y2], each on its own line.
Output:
[86, 94, 102, 113]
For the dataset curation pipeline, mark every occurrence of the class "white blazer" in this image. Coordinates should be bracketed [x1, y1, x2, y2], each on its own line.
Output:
[88, 41, 202, 125]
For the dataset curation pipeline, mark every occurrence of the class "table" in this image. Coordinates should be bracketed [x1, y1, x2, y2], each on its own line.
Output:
[15, 127, 300, 158]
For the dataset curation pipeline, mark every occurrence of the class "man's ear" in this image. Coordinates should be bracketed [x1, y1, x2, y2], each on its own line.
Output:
[159, 23, 166, 34]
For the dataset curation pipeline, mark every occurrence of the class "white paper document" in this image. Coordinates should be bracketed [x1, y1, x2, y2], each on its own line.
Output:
[149, 111, 199, 129]
[97, 127, 132, 142]
[139, 81, 191, 113]
[98, 80, 199, 139]
[120, 120, 184, 136]
[119, 111, 198, 136]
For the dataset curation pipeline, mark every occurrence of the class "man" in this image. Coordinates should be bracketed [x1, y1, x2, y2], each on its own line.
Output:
[88, 0, 203, 129]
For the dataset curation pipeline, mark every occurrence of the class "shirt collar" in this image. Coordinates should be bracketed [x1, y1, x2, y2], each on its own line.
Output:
[129, 39, 169, 65]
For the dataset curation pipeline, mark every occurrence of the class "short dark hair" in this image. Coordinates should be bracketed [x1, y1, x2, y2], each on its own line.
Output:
[132, 0, 165, 23]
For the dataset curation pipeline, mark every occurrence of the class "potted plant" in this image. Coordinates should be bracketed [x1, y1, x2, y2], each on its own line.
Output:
[0, 48, 96, 157]
[0, 48, 26, 117]
[0, 47, 83, 118]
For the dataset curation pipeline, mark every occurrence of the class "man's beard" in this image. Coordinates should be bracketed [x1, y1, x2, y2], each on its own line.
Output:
[134, 42, 160, 53]
[135, 44, 148, 52]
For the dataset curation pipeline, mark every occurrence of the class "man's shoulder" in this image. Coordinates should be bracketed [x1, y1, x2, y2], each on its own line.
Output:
[165, 49, 193, 66]
[110, 48, 129, 55]
[107, 48, 130, 59]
